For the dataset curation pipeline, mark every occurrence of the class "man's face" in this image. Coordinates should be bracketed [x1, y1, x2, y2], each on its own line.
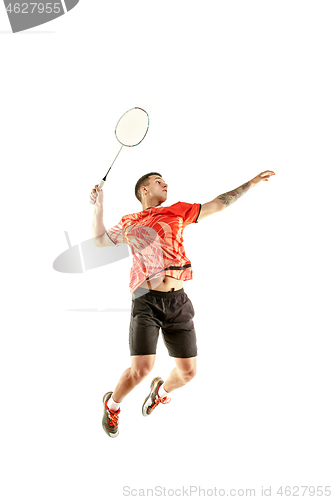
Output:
[145, 175, 168, 201]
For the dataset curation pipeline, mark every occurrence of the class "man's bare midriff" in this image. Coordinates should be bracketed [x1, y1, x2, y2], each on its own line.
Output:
[139, 275, 184, 292]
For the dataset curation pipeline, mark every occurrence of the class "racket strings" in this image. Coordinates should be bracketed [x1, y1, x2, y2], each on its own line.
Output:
[115, 108, 149, 147]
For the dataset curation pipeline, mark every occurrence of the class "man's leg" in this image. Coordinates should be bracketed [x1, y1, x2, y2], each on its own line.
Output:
[112, 354, 156, 403]
[163, 356, 197, 393]
[141, 288, 197, 416]
[141, 357, 196, 416]
[103, 355, 156, 437]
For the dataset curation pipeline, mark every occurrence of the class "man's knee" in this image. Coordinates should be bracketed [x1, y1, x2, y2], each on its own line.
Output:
[131, 363, 154, 382]
[180, 366, 196, 383]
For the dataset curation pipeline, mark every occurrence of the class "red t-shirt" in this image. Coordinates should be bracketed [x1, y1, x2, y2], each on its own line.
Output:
[107, 202, 201, 294]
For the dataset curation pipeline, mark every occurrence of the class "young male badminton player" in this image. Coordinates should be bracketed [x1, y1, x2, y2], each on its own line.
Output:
[90, 170, 275, 438]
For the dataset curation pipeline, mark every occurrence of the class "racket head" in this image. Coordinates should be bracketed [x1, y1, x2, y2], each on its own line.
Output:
[115, 107, 149, 147]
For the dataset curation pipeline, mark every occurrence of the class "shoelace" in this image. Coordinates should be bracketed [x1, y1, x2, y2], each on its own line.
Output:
[106, 405, 120, 426]
[150, 395, 171, 411]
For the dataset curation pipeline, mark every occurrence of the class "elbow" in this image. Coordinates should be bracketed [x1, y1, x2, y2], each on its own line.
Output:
[215, 200, 224, 212]
[93, 235, 102, 247]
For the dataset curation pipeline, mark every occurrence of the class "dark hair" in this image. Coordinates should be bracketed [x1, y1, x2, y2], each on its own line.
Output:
[135, 172, 162, 202]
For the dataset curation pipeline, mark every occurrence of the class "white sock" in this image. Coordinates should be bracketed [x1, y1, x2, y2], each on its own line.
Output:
[157, 383, 169, 399]
[107, 395, 120, 412]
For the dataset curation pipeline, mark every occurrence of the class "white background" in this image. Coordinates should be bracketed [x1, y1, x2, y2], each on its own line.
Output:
[1, 1, 332, 499]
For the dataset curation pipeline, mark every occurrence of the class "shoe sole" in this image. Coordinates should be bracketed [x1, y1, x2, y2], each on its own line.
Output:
[142, 376, 162, 417]
[102, 391, 119, 438]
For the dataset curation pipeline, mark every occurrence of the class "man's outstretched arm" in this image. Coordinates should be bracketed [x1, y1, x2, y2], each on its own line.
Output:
[197, 170, 275, 222]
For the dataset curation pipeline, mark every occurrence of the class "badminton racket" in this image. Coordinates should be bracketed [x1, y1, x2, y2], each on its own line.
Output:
[90, 107, 149, 204]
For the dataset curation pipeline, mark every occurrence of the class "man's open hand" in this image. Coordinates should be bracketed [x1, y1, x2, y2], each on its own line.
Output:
[250, 171, 275, 187]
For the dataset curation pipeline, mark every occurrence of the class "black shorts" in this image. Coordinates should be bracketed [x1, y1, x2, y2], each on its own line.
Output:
[129, 287, 197, 358]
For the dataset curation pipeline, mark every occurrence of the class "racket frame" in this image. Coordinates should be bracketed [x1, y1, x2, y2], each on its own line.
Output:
[90, 107, 149, 202]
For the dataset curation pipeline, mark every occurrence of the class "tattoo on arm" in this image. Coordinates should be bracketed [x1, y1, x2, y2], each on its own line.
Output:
[217, 181, 252, 208]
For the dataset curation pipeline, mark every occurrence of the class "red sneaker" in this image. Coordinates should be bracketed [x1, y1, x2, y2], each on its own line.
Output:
[142, 377, 171, 417]
[102, 392, 120, 438]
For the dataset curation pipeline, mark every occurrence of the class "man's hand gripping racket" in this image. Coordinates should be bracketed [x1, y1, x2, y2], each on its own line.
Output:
[90, 107, 149, 205]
